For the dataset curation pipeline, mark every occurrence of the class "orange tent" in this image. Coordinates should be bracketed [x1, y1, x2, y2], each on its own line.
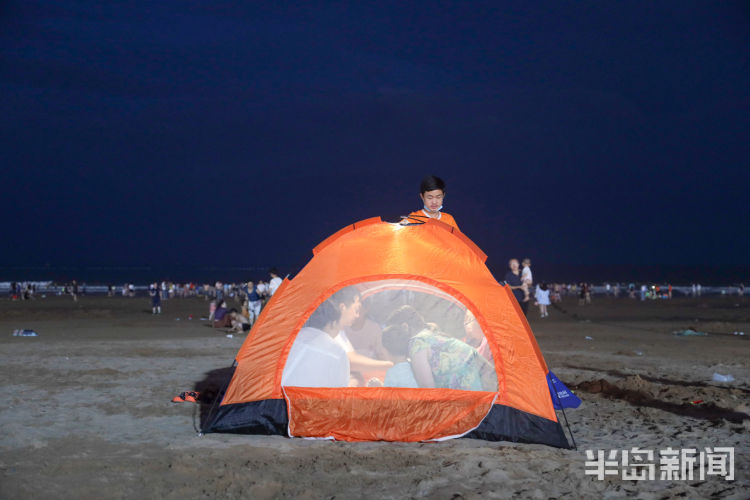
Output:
[203, 218, 569, 448]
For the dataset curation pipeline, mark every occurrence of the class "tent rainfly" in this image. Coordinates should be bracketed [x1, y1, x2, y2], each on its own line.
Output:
[203, 217, 570, 448]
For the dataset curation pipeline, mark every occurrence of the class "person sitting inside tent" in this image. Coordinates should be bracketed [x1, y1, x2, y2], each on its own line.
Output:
[343, 297, 390, 361]
[333, 292, 394, 375]
[281, 288, 355, 388]
[382, 305, 497, 391]
[405, 175, 459, 230]
[382, 324, 419, 388]
[463, 308, 492, 361]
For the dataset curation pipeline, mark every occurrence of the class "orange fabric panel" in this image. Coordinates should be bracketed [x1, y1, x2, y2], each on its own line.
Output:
[407, 210, 460, 230]
[449, 226, 487, 262]
[222, 279, 312, 402]
[462, 284, 556, 421]
[285, 387, 496, 442]
[221, 219, 558, 424]
[312, 216, 382, 256]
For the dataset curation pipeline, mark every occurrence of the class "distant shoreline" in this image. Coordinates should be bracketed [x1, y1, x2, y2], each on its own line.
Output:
[1, 263, 747, 287]
[0, 282, 745, 298]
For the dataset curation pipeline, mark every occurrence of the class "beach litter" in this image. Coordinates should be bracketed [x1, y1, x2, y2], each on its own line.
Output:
[633, 350, 643, 356]
[584, 336, 593, 340]
[673, 328, 708, 336]
[12, 329, 38, 337]
[171, 391, 200, 403]
[226, 334, 233, 338]
[712, 373, 735, 383]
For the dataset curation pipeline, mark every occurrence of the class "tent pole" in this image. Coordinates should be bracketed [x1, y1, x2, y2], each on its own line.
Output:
[198, 359, 238, 435]
[550, 376, 578, 450]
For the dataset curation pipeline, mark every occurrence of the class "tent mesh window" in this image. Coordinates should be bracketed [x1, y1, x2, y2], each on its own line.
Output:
[281, 279, 498, 392]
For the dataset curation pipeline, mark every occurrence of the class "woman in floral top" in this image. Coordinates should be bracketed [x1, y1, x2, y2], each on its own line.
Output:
[383, 305, 497, 392]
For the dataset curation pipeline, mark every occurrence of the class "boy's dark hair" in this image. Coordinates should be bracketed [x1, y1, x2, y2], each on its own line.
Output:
[382, 306, 438, 357]
[420, 175, 446, 194]
[382, 323, 411, 357]
[306, 286, 360, 330]
[385, 304, 426, 333]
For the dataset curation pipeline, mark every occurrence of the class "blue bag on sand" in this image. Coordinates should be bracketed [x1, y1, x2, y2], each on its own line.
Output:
[12, 329, 38, 337]
[547, 371, 582, 409]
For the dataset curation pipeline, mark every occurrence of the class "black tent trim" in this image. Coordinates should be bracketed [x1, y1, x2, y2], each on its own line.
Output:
[203, 399, 570, 449]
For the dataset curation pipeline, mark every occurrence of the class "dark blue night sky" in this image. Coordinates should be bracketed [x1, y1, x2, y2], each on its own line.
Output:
[2, 1, 749, 282]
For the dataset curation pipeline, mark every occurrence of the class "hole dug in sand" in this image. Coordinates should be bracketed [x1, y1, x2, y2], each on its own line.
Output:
[573, 375, 750, 424]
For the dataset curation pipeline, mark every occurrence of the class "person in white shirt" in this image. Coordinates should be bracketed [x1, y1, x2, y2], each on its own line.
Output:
[282, 287, 358, 387]
[534, 283, 551, 318]
[282, 326, 349, 388]
[521, 258, 533, 303]
[268, 268, 283, 296]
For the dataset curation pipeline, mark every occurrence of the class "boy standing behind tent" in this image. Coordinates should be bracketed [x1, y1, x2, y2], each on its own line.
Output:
[406, 175, 459, 230]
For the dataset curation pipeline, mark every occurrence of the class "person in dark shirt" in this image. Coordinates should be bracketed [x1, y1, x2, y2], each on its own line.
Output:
[150, 283, 162, 314]
[243, 281, 262, 323]
[504, 258, 528, 316]
[213, 300, 233, 328]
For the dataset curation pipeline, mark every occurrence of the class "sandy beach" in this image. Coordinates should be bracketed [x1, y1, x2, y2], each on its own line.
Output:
[1, 293, 747, 499]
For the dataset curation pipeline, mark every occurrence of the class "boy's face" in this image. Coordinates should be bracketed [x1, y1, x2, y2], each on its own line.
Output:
[338, 296, 362, 329]
[420, 189, 445, 213]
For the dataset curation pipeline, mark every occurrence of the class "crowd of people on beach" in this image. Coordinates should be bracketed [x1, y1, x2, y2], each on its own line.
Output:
[204, 268, 283, 333]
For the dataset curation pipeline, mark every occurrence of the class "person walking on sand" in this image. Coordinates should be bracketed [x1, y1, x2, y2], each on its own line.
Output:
[150, 283, 162, 314]
[405, 175, 459, 230]
[535, 282, 551, 318]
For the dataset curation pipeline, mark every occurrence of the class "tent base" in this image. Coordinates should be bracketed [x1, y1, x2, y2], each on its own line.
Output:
[465, 403, 570, 448]
[204, 399, 570, 448]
